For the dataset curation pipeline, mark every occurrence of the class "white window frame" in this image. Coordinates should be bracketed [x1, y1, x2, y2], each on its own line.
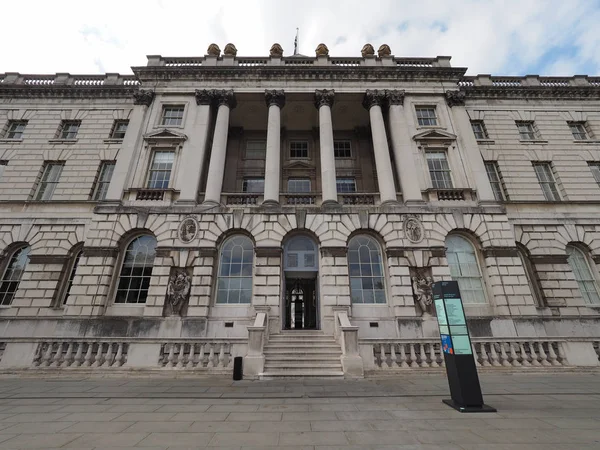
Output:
[471, 120, 488, 140]
[588, 162, 600, 187]
[446, 234, 488, 304]
[160, 105, 185, 127]
[34, 162, 64, 201]
[566, 245, 600, 305]
[569, 122, 588, 140]
[110, 120, 129, 139]
[58, 120, 81, 140]
[289, 140, 309, 159]
[92, 161, 116, 201]
[215, 235, 254, 305]
[484, 161, 507, 201]
[242, 177, 265, 193]
[146, 151, 175, 189]
[336, 178, 357, 193]
[333, 140, 352, 158]
[516, 121, 537, 141]
[0, 161, 6, 180]
[426, 151, 453, 189]
[533, 162, 561, 201]
[114, 234, 157, 305]
[287, 178, 311, 193]
[415, 106, 438, 127]
[0, 245, 31, 306]
[348, 235, 387, 304]
[5, 120, 27, 139]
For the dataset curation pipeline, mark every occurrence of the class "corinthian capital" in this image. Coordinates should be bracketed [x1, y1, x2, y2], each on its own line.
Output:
[314, 89, 335, 109]
[265, 90, 285, 108]
[212, 89, 237, 109]
[195, 89, 213, 105]
[445, 90, 466, 107]
[362, 89, 387, 110]
[385, 89, 405, 105]
[133, 89, 155, 106]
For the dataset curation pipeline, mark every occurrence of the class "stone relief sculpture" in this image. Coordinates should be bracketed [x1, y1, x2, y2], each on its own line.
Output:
[404, 215, 424, 243]
[132, 89, 155, 107]
[410, 268, 434, 316]
[315, 43, 329, 57]
[270, 43, 284, 57]
[377, 44, 392, 57]
[223, 43, 237, 56]
[178, 216, 198, 243]
[165, 268, 191, 316]
[206, 43, 221, 56]
[361, 44, 375, 57]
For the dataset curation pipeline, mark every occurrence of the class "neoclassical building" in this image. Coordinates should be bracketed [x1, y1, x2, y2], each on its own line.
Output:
[0, 43, 599, 377]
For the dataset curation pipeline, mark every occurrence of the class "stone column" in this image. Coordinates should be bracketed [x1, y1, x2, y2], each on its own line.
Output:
[105, 90, 154, 202]
[202, 90, 237, 205]
[263, 90, 285, 206]
[177, 89, 213, 204]
[315, 90, 338, 206]
[386, 90, 424, 204]
[445, 90, 495, 203]
[363, 90, 398, 205]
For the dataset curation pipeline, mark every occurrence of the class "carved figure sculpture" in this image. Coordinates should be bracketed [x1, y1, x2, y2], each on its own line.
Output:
[378, 44, 392, 57]
[315, 43, 329, 57]
[361, 43, 375, 57]
[223, 43, 237, 56]
[166, 269, 191, 316]
[412, 275, 434, 316]
[270, 43, 284, 57]
[206, 43, 221, 56]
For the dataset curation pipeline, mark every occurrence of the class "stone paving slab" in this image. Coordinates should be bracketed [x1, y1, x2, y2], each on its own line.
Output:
[0, 372, 597, 448]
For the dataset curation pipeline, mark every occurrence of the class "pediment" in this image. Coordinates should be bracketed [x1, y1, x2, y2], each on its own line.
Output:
[412, 129, 457, 141]
[284, 161, 313, 170]
[143, 128, 188, 141]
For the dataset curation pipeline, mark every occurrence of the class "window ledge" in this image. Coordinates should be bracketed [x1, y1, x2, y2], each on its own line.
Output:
[416, 126, 445, 130]
[519, 140, 548, 144]
[573, 140, 600, 144]
[0, 138, 23, 143]
[48, 139, 78, 144]
[103, 138, 124, 144]
[476, 139, 495, 145]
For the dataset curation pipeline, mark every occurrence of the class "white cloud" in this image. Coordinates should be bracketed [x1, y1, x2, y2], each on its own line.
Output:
[1, 0, 599, 76]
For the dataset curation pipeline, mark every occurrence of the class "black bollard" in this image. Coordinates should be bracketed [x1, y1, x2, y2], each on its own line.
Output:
[233, 356, 243, 380]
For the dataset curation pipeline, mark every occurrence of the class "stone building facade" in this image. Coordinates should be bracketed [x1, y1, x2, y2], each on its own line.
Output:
[0, 43, 599, 377]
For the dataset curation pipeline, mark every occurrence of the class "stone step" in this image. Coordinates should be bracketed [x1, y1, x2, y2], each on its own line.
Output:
[259, 371, 345, 379]
[265, 343, 340, 348]
[264, 350, 342, 356]
[268, 335, 334, 340]
[264, 363, 343, 370]
[266, 357, 342, 364]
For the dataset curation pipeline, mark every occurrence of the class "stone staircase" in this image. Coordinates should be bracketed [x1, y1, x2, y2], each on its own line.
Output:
[260, 331, 344, 379]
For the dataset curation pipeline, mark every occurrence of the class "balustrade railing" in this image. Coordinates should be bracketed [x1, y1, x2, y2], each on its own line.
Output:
[23, 76, 55, 85]
[331, 58, 362, 67]
[224, 193, 259, 205]
[237, 58, 268, 66]
[32, 341, 128, 368]
[284, 193, 316, 205]
[539, 78, 570, 87]
[159, 341, 232, 370]
[340, 193, 376, 205]
[395, 58, 434, 67]
[136, 189, 165, 201]
[492, 78, 522, 87]
[284, 58, 315, 65]
[163, 58, 203, 67]
[436, 189, 466, 201]
[73, 76, 105, 86]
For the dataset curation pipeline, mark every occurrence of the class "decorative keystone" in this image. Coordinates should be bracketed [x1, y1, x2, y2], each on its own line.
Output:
[265, 90, 285, 108]
[314, 89, 335, 108]
[133, 89, 155, 106]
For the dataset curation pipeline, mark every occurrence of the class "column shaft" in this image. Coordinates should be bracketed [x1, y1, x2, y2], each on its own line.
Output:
[315, 90, 338, 206]
[368, 104, 397, 204]
[203, 104, 231, 204]
[263, 90, 285, 205]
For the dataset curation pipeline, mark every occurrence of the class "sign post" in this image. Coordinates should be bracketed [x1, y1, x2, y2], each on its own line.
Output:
[433, 281, 496, 413]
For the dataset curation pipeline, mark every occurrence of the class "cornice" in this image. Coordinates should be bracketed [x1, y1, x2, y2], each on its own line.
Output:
[461, 86, 600, 100]
[0, 85, 138, 100]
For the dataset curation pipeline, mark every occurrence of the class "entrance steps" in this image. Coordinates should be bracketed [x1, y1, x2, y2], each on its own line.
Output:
[260, 331, 344, 379]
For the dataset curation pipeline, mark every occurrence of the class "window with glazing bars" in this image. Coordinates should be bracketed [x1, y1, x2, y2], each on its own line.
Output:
[61, 250, 82, 305]
[569, 122, 588, 140]
[516, 121, 537, 140]
[567, 246, 600, 304]
[146, 151, 174, 189]
[58, 120, 81, 139]
[5, 121, 27, 139]
[245, 140, 266, 159]
[484, 161, 507, 201]
[426, 152, 453, 189]
[533, 162, 560, 201]
[336, 178, 356, 193]
[287, 178, 311, 192]
[34, 162, 64, 200]
[92, 162, 115, 200]
[242, 178, 264, 193]
[0, 246, 30, 306]
[0, 161, 6, 180]
[110, 120, 129, 139]
[471, 121, 488, 140]
[333, 140, 352, 158]
[588, 162, 600, 187]
[289, 141, 308, 158]
[160, 106, 184, 126]
[416, 107, 438, 126]
[115, 235, 157, 304]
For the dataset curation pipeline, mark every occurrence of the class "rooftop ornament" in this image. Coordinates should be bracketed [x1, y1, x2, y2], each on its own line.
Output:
[378, 44, 392, 57]
[270, 43, 284, 58]
[206, 43, 221, 57]
[223, 43, 237, 57]
[361, 44, 375, 57]
[315, 43, 329, 57]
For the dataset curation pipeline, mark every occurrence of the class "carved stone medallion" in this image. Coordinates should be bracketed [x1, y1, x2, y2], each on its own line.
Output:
[404, 215, 424, 243]
[178, 216, 198, 243]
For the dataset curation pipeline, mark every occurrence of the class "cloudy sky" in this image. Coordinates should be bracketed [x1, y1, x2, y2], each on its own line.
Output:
[2, 0, 600, 76]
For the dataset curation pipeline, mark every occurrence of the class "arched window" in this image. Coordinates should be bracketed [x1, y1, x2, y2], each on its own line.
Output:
[284, 235, 317, 271]
[0, 245, 31, 306]
[59, 246, 83, 306]
[566, 245, 600, 305]
[348, 235, 386, 304]
[216, 235, 253, 304]
[446, 235, 487, 304]
[115, 235, 157, 304]
[516, 243, 545, 307]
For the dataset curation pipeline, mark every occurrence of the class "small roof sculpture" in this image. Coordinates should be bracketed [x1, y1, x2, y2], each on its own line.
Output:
[361, 44, 375, 57]
[223, 43, 237, 57]
[206, 43, 221, 57]
[270, 43, 284, 58]
[378, 44, 392, 57]
[315, 43, 329, 57]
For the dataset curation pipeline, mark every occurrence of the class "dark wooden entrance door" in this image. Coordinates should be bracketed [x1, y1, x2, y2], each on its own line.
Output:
[284, 278, 317, 330]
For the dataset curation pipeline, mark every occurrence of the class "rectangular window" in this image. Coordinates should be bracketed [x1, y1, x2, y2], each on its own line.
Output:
[569, 122, 588, 140]
[0, 161, 6, 179]
[426, 151, 453, 189]
[245, 140, 266, 159]
[471, 120, 488, 140]
[533, 162, 561, 201]
[287, 178, 311, 193]
[588, 162, 600, 187]
[92, 162, 115, 201]
[516, 121, 537, 140]
[146, 151, 174, 189]
[58, 120, 81, 140]
[242, 177, 264, 193]
[110, 120, 129, 139]
[160, 106, 185, 126]
[333, 140, 352, 158]
[34, 162, 64, 200]
[484, 161, 507, 201]
[5, 120, 27, 139]
[289, 141, 308, 159]
[336, 178, 357, 193]
[416, 107, 438, 126]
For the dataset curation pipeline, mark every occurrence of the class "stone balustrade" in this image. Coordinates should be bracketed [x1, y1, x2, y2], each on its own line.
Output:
[32, 341, 129, 368]
[462, 75, 599, 87]
[0, 73, 139, 86]
[159, 341, 232, 370]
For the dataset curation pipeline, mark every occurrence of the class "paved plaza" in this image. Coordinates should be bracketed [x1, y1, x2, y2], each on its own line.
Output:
[0, 372, 597, 449]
